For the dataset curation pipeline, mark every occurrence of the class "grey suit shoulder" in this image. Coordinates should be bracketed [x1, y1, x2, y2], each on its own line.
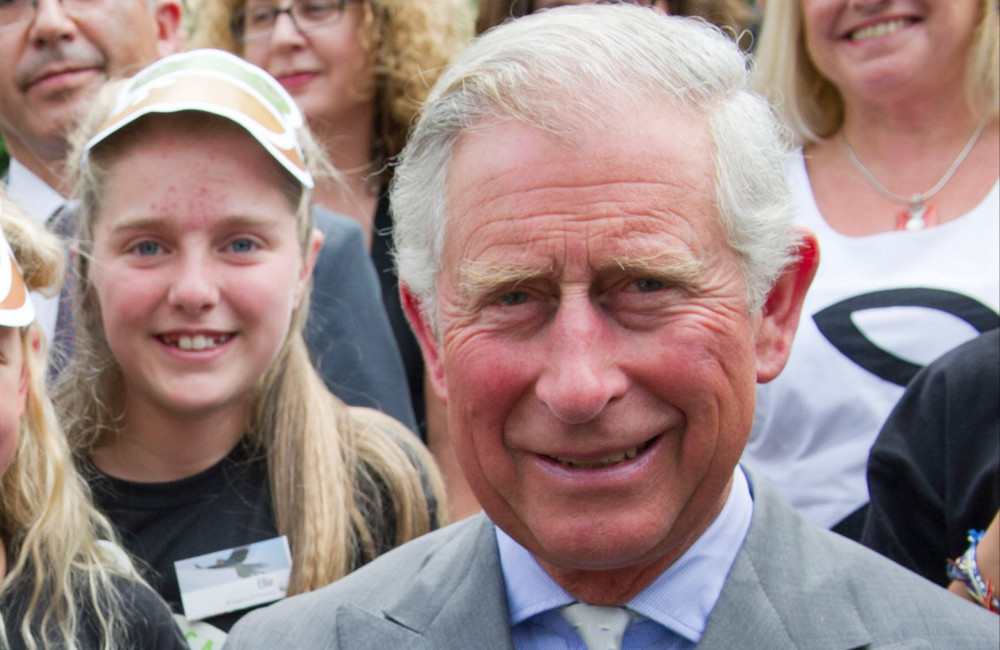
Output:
[700, 469, 998, 648]
[224, 514, 511, 649]
[306, 207, 416, 431]
[225, 468, 998, 649]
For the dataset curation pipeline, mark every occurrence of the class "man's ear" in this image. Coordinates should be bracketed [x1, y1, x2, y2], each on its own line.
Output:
[401, 283, 447, 404]
[154, 0, 184, 58]
[755, 227, 819, 383]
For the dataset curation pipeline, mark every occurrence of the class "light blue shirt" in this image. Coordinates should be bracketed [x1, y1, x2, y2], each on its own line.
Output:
[497, 466, 753, 649]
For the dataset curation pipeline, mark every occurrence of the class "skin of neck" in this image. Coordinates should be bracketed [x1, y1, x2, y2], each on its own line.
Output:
[307, 107, 381, 244]
[837, 94, 988, 164]
[90, 398, 249, 483]
[3, 133, 73, 196]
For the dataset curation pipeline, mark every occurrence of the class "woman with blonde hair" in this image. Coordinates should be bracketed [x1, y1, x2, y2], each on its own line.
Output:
[56, 49, 445, 641]
[744, 0, 998, 540]
[0, 194, 186, 649]
[190, 2, 475, 518]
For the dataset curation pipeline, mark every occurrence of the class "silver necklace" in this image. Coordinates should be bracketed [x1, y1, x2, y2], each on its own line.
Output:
[840, 118, 989, 231]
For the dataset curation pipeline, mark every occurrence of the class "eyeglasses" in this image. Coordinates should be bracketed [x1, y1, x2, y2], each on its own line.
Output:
[0, 0, 105, 30]
[230, 0, 360, 44]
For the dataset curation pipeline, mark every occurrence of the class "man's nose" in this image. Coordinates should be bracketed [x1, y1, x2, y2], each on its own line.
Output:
[29, 0, 77, 45]
[535, 295, 628, 424]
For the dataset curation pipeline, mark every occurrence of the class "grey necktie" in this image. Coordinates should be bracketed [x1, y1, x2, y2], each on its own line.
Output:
[559, 602, 631, 650]
[46, 202, 75, 381]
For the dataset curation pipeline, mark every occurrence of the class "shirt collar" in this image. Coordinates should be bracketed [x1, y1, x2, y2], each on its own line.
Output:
[5, 158, 65, 225]
[496, 466, 753, 643]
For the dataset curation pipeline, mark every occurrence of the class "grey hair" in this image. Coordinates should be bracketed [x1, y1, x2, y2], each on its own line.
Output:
[391, 4, 801, 333]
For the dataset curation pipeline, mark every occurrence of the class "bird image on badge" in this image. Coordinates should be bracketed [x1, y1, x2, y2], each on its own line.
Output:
[196, 547, 269, 578]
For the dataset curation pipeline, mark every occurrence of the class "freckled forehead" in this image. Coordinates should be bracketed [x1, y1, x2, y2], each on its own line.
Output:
[443, 112, 719, 267]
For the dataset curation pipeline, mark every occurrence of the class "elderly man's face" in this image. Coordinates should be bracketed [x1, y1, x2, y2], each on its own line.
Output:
[410, 107, 802, 593]
[0, 0, 180, 168]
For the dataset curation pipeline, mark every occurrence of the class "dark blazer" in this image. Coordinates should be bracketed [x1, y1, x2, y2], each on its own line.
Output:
[307, 208, 416, 431]
[224, 467, 999, 649]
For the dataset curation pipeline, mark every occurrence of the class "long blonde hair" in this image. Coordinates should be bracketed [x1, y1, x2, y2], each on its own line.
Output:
[0, 195, 137, 650]
[753, 0, 1000, 145]
[59, 89, 447, 594]
[189, 0, 472, 181]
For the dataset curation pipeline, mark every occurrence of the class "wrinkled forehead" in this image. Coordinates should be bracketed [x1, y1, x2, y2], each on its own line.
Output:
[444, 108, 715, 217]
[441, 111, 723, 277]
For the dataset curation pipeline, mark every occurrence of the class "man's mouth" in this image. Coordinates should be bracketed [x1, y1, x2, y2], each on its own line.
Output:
[848, 18, 914, 42]
[159, 334, 233, 351]
[549, 438, 654, 469]
[24, 65, 97, 92]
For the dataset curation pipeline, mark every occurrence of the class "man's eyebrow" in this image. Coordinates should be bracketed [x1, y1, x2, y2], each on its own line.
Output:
[457, 260, 555, 303]
[602, 251, 704, 290]
[456, 250, 703, 301]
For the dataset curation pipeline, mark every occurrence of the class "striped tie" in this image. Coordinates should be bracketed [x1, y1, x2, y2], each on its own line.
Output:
[47, 202, 75, 382]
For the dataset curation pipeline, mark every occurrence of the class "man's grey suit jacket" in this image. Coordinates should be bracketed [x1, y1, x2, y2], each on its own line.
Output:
[224, 467, 998, 649]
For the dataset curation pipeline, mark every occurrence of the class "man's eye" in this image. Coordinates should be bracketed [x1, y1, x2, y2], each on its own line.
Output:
[633, 278, 664, 292]
[499, 291, 530, 306]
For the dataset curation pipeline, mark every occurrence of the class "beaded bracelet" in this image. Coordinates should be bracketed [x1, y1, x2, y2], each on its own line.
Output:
[948, 529, 999, 614]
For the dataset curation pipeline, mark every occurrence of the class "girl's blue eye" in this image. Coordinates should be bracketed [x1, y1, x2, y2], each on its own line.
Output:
[134, 241, 161, 256]
[230, 238, 256, 253]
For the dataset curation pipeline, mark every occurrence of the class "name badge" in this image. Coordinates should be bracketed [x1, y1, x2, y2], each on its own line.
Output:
[175, 536, 292, 622]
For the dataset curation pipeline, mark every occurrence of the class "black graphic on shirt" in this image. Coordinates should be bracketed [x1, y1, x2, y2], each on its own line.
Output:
[813, 288, 999, 387]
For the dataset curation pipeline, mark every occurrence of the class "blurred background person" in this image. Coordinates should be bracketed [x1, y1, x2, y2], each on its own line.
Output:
[0, 193, 186, 650]
[475, 0, 758, 45]
[191, 0, 477, 519]
[861, 329, 998, 612]
[745, 0, 999, 540]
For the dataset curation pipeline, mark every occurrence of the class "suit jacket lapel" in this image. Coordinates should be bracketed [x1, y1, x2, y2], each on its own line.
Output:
[700, 467, 872, 649]
[339, 515, 514, 650]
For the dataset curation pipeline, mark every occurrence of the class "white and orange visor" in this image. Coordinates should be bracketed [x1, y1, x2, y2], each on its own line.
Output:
[82, 48, 313, 188]
[0, 203, 35, 328]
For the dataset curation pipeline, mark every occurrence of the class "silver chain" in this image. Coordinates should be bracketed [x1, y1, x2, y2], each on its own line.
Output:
[840, 118, 989, 209]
